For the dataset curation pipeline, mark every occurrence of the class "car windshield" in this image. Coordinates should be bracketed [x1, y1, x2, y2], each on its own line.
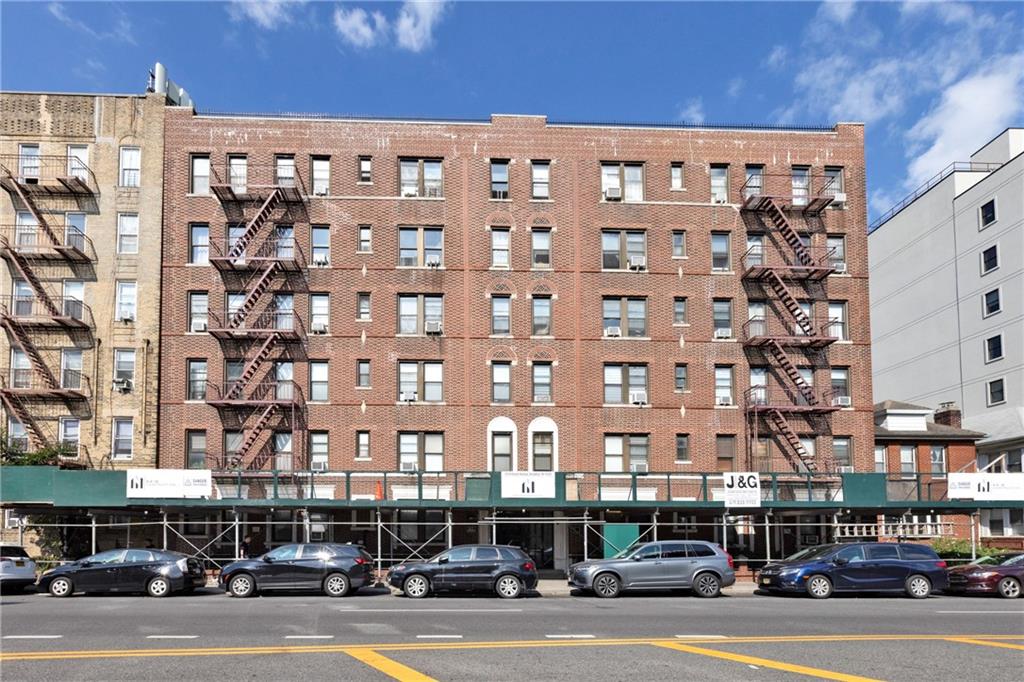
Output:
[998, 554, 1024, 566]
[0, 546, 29, 559]
[611, 541, 647, 559]
[785, 545, 836, 562]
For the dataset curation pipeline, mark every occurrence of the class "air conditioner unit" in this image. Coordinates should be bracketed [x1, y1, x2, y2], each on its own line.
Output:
[312, 254, 330, 267]
[838, 466, 855, 474]
[534, 394, 551, 404]
[113, 378, 133, 393]
[832, 396, 852, 407]
[424, 320, 443, 335]
[832, 262, 848, 274]
[310, 322, 328, 334]
[628, 255, 647, 270]
[402, 189, 420, 198]
[311, 460, 328, 472]
[604, 186, 622, 201]
[604, 325, 622, 338]
[630, 463, 649, 473]
[425, 187, 442, 198]
[712, 195, 729, 204]
[629, 390, 648, 406]
[119, 313, 135, 323]
[314, 188, 328, 197]
[400, 391, 418, 403]
[492, 190, 508, 200]
[425, 255, 441, 268]
[714, 327, 733, 339]
[831, 192, 847, 205]
[191, 320, 207, 333]
[399, 461, 418, 472]
[716, 395, 734, 406]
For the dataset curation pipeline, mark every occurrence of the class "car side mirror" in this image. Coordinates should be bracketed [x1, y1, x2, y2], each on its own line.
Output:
[833, 557, 848, 566]
[438, 556, 449, 564]
[632, 555, 644, 561]
[262, 555, 273, 563]
[79, 561, 93, 568]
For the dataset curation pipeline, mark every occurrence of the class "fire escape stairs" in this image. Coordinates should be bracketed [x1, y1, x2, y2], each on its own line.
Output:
[233, 405, 278, 469]
[764, 270, 814, 335]
[763, 198, 813, 266]
[227, 189, 281, 260]
[228, 262, 281, 330]
[1, 317, 59, 389]
[765, 339, 817, 405]
[0, 390, 47, 449]
[3, 247, 61, 318]
[766, 409, 817, 473]
[2, 171, 61, 246]
[225, 334, 280, 400]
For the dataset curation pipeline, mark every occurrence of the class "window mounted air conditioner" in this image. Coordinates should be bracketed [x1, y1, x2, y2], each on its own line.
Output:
[424, 320, 443, 335]
[400, 391, 418, 403]
[191, 320, 207, 333]
[832, 396, 852, 407]
[831, 192, 847, 205]
[400, 461, 418, 472]
[604, 325, 622, 338]
[310, 322, 328, 334]
[628, 255, 647, 270]
[712, 195, 729, 204]
[604, 186, 622, 201]
[714, 327, 733, 339]
[832, 262, 848, 274]
[312, 254, 330, 267]
[311, 460, 328, 472]
[630, 463, 649, 473]
[425, 255, 441, 268]
[629, 390, 648, 406]
[403, 189, 419, 198]
[113, 378, 133, 393]
[716, 395, 734, 406]
[838, 466, 855, 474]
[119, 313, 135, 323]
[534, 393, 551, 404]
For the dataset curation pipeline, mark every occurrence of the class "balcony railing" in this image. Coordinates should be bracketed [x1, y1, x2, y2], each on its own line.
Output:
[0, 154, 98, 196]
[0, 368, 91, 399]
[2, 296, 94, 329]
[742, 245, 837, 279]
[0, 225, 96, 263]
[740, 172, 839, 213]
[742, 316, 840, 347]
[205, 379, 305, 407]
[208, 236, 305, 271]
[209, 162, 307, 203]
[744, 386, 841, 413]
[207, 310, 305, 341]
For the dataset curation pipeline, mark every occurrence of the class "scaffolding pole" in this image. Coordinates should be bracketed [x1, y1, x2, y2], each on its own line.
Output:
[233, 510, 240, 560]
[376, 510, 383, 584]
[652, 511, 659, 542]
[302, 508, 310, 543]
[162, 512, 168, 550]
[764, 513, 771, 562]
[90, 514, 96, 554]
[446, 510, 453, 549]
[583, 510, 589, 561]
[971, 510, 978, 561]
[491, 508, 497, 544]
[721, 513, 728, 553]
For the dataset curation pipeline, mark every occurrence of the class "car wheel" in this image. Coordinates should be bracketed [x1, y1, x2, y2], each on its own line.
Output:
[693, 572, 722, 598]
[495, 574, 523, 599]
[48, 576, 74, 598]
[905, 574, 931, 599]
[228, 573, 256, 598]
[147, 577, 171, 598]
[997, 577, 1021, 599]
[323, 572, 350, 598]
[806, 574, 833, 599]
[593, 572, 621, 599]
[403, 574, 430, 599]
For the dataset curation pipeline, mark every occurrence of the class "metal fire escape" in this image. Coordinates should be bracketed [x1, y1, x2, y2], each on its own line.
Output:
[740, 172, 840, 473]
[0, 155, 97, 453]
[204, 161, 308, 472]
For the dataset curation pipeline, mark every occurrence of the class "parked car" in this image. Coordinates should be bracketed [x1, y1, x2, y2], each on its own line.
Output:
[387, 544, 537, 599]
[567, 540, 736, 598]
[219, 543, 373, 598]
[947, 553, 1023, 599]
[757, 542, 949, 599]
[37, 549, 205, 598]
[0, 545, 37, 593]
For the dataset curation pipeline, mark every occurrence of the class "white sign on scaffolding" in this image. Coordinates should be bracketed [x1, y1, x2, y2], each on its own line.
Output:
[948, 473, 1024, 501]
[501, 471, 556, 499]
[126, 469, 212, 499]
[720, 472, 762, 508]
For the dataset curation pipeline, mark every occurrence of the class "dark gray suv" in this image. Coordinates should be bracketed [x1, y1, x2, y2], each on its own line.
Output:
[567, 540, 736, 598]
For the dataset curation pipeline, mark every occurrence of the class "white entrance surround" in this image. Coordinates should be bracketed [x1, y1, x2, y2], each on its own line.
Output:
[527, 416, 559, 472]
[486, 416, 518, 472]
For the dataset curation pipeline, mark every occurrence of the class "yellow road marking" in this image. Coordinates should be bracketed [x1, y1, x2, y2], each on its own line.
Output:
[2, 634, 1022, 663]
[654, 641, 881, 682]
[946, 638, 1024, 652]
[343, 648, 437, 682]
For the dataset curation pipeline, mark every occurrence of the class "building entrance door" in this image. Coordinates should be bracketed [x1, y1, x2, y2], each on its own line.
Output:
[496, 521, 555, 570]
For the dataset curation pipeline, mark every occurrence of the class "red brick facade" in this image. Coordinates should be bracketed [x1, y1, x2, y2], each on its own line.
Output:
[158, 111, 873, 475]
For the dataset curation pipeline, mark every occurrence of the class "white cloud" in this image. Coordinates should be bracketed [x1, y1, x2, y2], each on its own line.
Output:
[727, 77, 744, 99]
[48, 2, 136, 44]
[819, 1, 856, 24]
[227, 0, 305, 30]
[677, 98, 705, 124]
[395, 1, 449, 53]
[333, 6, 388, 48]
[764, 45, 788, 70]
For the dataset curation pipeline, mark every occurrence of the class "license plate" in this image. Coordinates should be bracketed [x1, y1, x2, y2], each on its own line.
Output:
[14, 560, 24, 567]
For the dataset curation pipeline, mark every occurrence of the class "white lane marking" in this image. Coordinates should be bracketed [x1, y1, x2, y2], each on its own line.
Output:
[338, 608, 523, 613]
[675, 635, 728, 639]
[416, 635, 463, 639]
[146, 635, 199, 640]
[2, 635, 63, 640]
[284, 635, 334, 640]
[935, 611, 1024, 614]
[545, 634, 595, 639]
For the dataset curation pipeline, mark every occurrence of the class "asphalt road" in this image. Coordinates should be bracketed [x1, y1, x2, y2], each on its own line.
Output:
[1, 586, 1022, 681]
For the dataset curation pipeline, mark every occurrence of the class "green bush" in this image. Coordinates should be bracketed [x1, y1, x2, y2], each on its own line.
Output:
[930, 537, 1001, 560]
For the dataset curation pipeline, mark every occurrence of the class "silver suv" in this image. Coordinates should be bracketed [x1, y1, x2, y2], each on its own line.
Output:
[567, 540, 735, 598]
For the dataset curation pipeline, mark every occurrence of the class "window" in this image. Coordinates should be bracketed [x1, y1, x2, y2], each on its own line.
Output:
[309, 361, 329, 402]
[274, 155, 295, 188]
[983, 289, 1001, 316]
[673, 297, 687, 325]
[831, 367, 850, 398]
[791, 165, 810, 206]
[490, 159, 509, 199]
[712, 299, 732, 336]
[874, 445, 887, 473]
[113, 349, 135, 383]
[828, 301, 847, 340]
[358, 156, 372, 183]
[310, 226, 330, 265]
[190, 155, 210, 194]
[603, 363, 648, 404]
[981, 245, 999, 274]
[398, 361, 443, 402]
[531, 229, 551, 267]
[400, 158, 443, 197]
[601, 162, 644, 201]
[357, 359, 371, 388]
[188, 292, 208, 332]
[533, 432, 553, 471]
[186, 431, 207, 469]
[60, 351, 82, 391]
[274, 293, 294, 330]
[743, 164, 763, 200]
[491, 228, 510, 267]
[398, 432, 444, 471]
[491, 295, 511, 335]
[7, 419, 27, 453]
[492, 432, 513, 472]
[226, 154, 247, 193]
[827, 235, 846, 269]
[979, 199, 996, 228]
[824, 166, 844, 201]
[310, 432, 328, 470]
[531, 161, 550, 199]
[674, 364, 688, 392]
[398, 226, 443, 266]
[59, 418, 79, 454]
[273, 432, 293, 471]
[711, 232, 731, 270]
[119, 146, 140, 187]
[532, 296, 552, 336]
[310, 294, 330, 331]
[659, 434, 689, 468]
[602, 297, 647, 337]
[900, 445, 917, 477]
[311, 156, 330, 196]
[189, 224, 209, 265]
[833, 437, 851, 469]
[710, 164, 729, 202]
[116, 281, 137, 320]
[708, 435, 733, 471]
[357, 293, 371, 320]
[18, 143, 39, 179]
[492, 362, 511, 402]
[601, 230, 646, 270]
[397, 294, 443, 334]
[532, 362, 552, 402]
[187, 360, 207, 400]
[64, 212, 86, 250]
[357, 431, 371, 459]
[672, 230, 686, 258]
[117, 214, 139, 254]
[987, 378, 1006, 406]
[112, 418, 133, 459]
[670, 162, 684, 190]
[931, 445, 947, 478]
[358, 224, 372, 252]
[985, 334, 1003, 362]
[714, 365, 733, 404]
[604, 434, 649, 472]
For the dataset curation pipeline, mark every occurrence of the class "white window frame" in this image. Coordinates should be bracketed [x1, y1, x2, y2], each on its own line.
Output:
[874, 445, 887, 473]
[978, 198, 997, 230]
[116, 213, 139, 254]
[980, 243, 999, 275]
[190, 155, 210, 195]
[111, 417, 134, 460]
[119, 146, 141, 187]
[59, 417, 80, 457]
[984, 333, 1004, 363]
[987, 377, 1006, 407]
[982, 287, 1002, 318]
[116, 281, 137, 320]
[113, 348, 136, 382]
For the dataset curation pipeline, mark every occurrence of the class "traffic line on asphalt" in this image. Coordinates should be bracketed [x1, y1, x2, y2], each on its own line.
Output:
[343, 648, 437, 682]
[675, 635, 728, 639]
[146, 636, 198, 640]
[945, 638, 1024, 652]
[284, 636, 334, 640]
[415, 635, 463, 639]
[2, 635, 62, 640]
[545, 634, 595, 639]
[653, 641, 882, 682]
[332, 609, 523, 613]
[936, 611, 1024, 614]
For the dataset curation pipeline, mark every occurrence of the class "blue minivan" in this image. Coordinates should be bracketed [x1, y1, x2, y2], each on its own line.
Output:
[758, 542, 949, 599]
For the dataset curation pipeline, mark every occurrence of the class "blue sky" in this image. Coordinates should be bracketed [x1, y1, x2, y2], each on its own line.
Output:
[2, 1, 1022, 220]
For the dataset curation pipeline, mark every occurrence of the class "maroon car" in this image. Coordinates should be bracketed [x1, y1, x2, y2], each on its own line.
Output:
[947, 553, 1023, 599]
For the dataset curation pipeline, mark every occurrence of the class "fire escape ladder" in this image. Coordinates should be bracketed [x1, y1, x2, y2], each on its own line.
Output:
[1, 317, 59, 389]
[2, 172, 60, 246]
[765, 339, 817, 405]
[4, 248, 61, 317]
[764, 198, 813, 266]
[764, 269, 814, 335]
[0, 390, 48, 449]
[228, 189, 281, 260]
[228, 261, 281, 330]
[234, 404, 278, 467]
[767, 409, 816, 473]
[225, 334, 280, 400]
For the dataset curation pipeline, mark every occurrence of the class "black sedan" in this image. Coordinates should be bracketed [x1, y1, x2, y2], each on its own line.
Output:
[219, 543, 374, 598]
[387, 544, 538, 599]
[38, 549, 206, 598]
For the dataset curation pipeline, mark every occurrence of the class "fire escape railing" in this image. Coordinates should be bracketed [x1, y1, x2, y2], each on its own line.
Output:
[0, 154, 99, 197]
[740, 172, 840, 214]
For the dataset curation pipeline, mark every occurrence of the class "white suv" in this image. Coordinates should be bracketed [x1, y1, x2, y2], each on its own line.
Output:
[0, 545, 37, 593]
